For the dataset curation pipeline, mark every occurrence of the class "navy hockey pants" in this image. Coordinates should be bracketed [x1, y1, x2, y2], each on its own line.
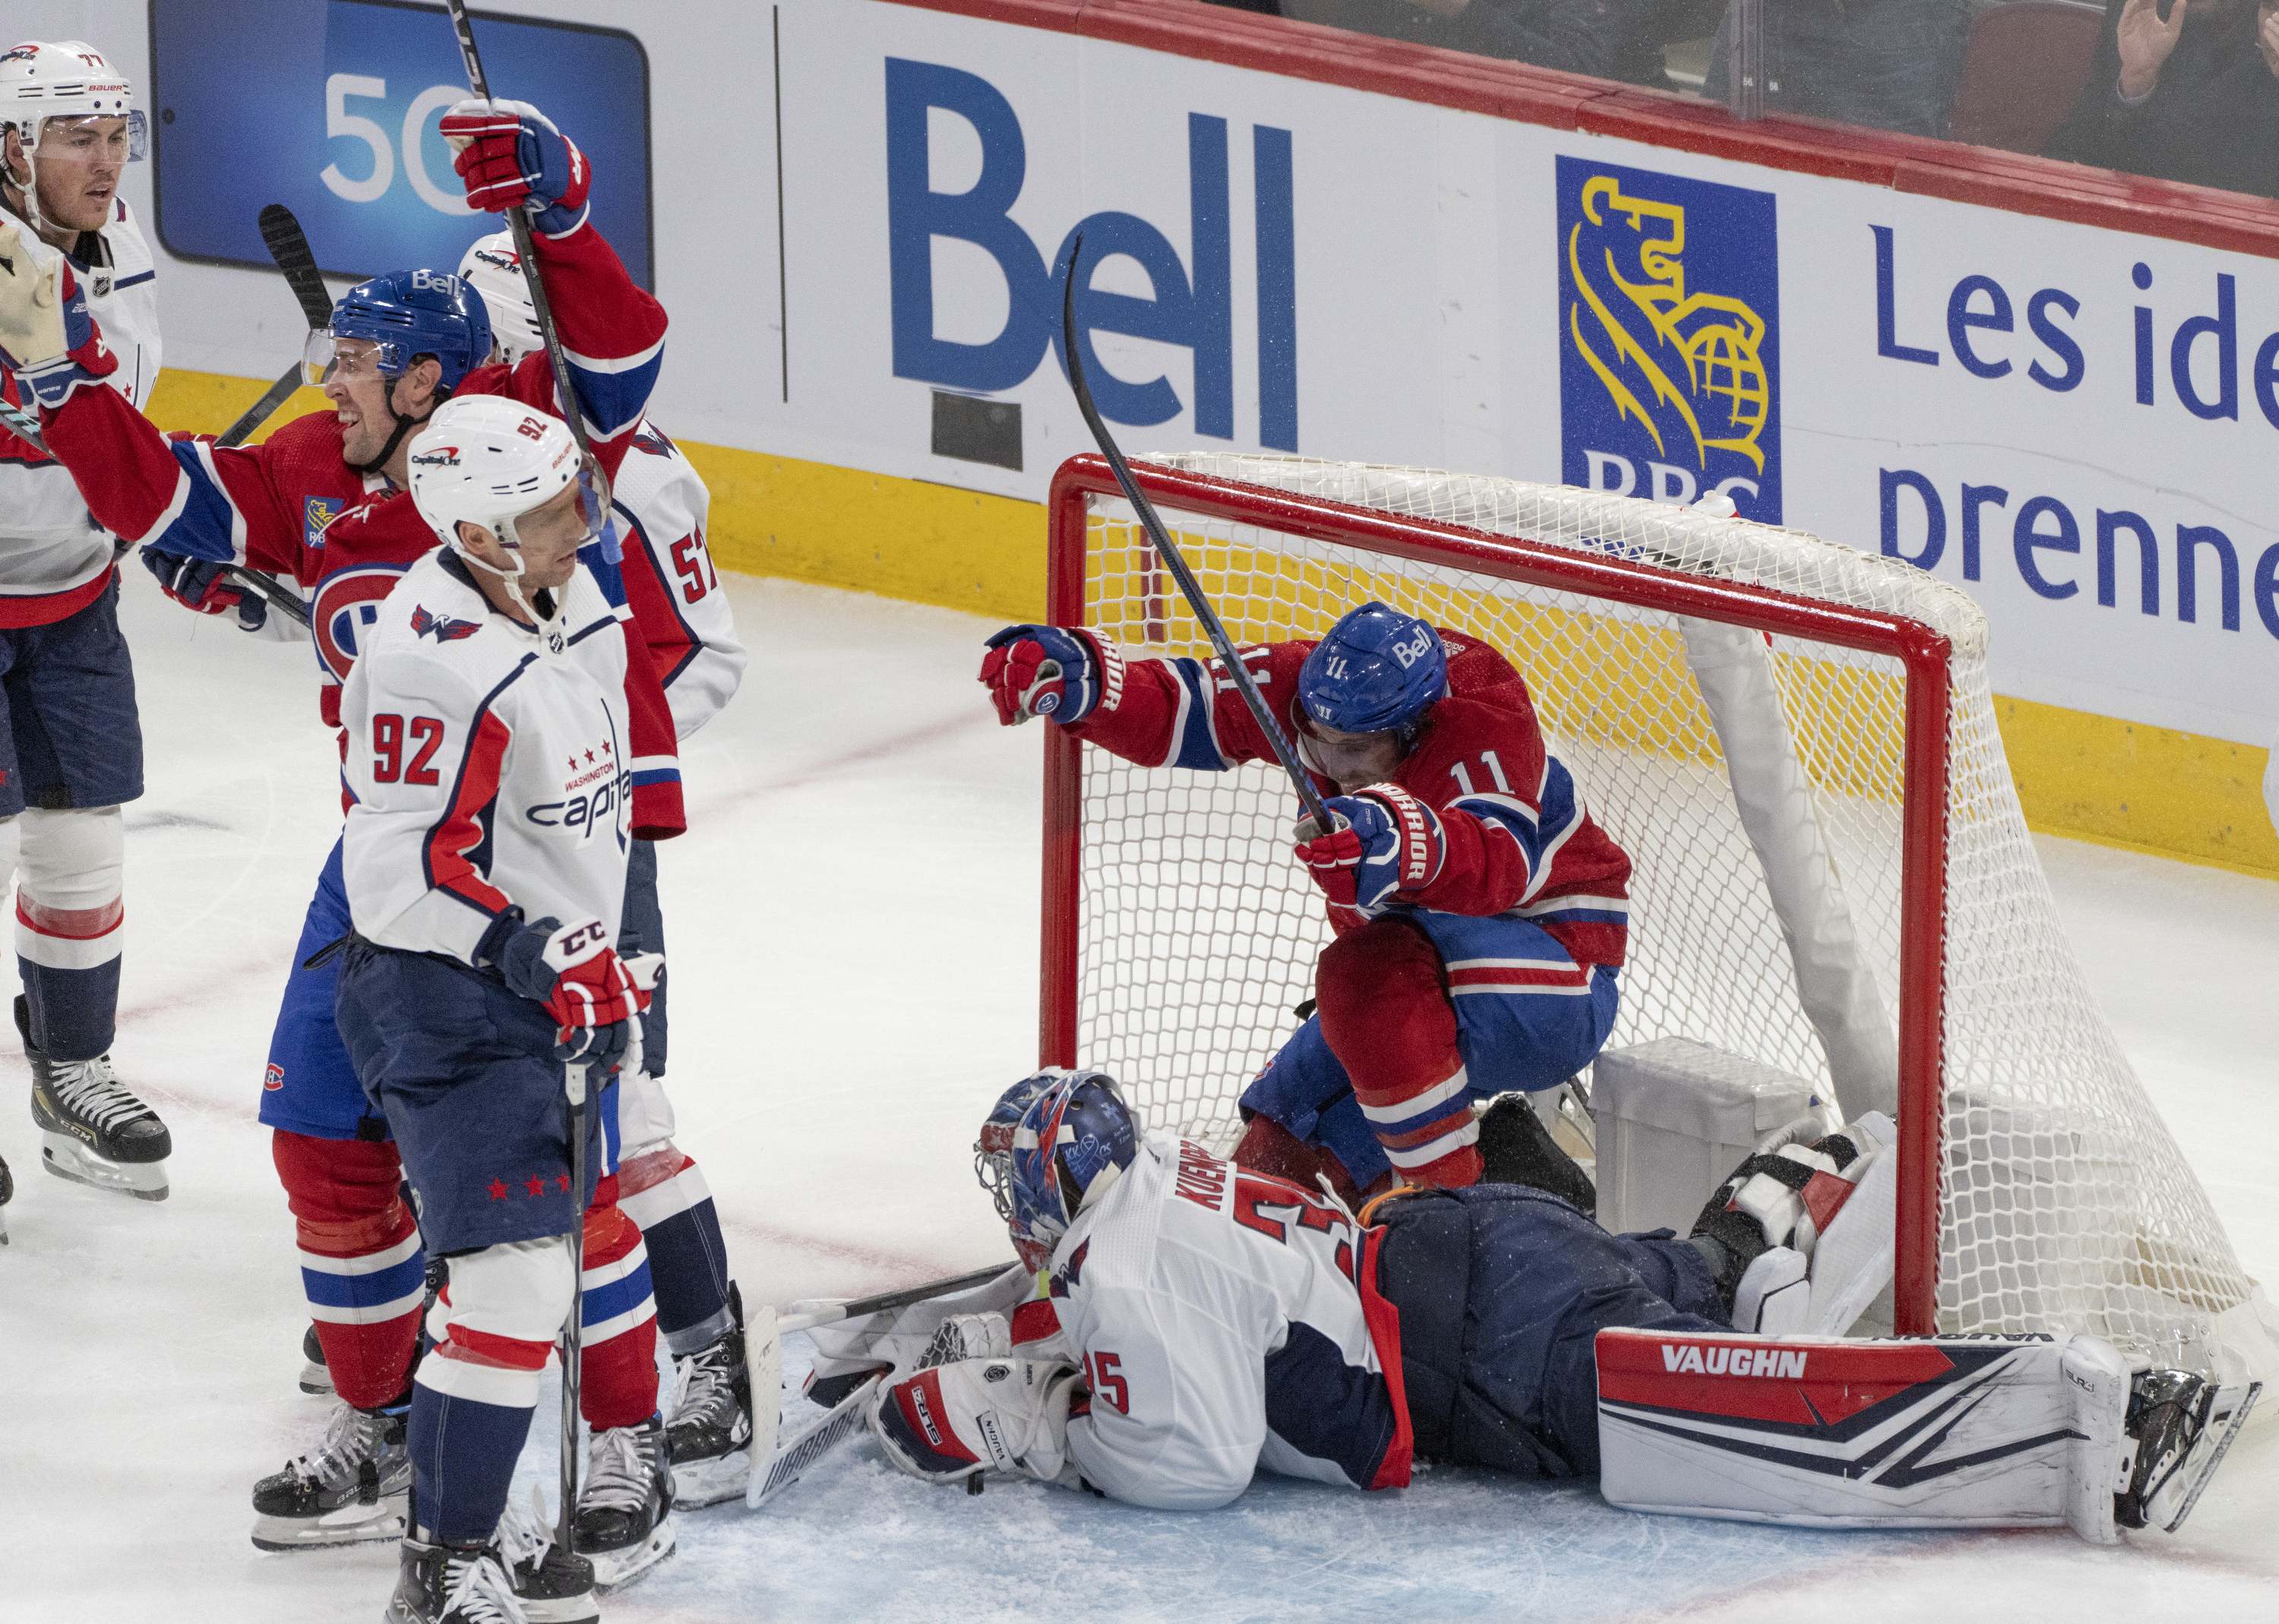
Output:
[1375, 1184, 1725, 1480]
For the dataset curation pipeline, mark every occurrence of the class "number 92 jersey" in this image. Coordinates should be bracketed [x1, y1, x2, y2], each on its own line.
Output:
[1019, 1130, 1414, 1511]
[339, 548, 633, 968]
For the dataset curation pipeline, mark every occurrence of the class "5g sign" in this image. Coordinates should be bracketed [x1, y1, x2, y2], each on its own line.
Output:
[152, 0, 652, 287]
[319, 74, 473, 215]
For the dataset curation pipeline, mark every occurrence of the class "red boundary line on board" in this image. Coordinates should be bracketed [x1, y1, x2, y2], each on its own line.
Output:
[887, 0, 2279, 260]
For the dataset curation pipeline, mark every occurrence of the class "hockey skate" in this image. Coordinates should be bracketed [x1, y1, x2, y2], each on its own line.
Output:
[249, 1398, 410, 1550]
[1476, 1089, 1596, 1215]
[387, 1527, 596, 1624]
[665, 1285, 754, 1509]
[574, 1414, 675, 1590]
[2116, 1366, 2263, 1533]
[494, 1492, 601, 1624]
[297, 1323, 334, 1397]
[20, 997, 169, 1200]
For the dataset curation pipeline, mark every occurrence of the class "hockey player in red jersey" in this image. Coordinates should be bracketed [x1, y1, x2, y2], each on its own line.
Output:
[979, 600, 1629, 1200]
[0, 100, 684, 1578]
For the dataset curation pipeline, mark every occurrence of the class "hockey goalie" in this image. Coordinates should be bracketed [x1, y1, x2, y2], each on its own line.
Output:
[845, 1071, 2257, 1543]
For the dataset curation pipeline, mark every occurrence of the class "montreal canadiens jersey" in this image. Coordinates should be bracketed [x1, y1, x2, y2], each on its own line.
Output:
[0, 194, 160, 622]
[610, 419, 745, 739]
[1014, 1130, 1412, 1511]
[341, 550, 631, 965]
[1065, 630, 1633, 968]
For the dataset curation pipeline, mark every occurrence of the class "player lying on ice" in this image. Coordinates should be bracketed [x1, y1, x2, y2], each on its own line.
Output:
[980, 599, 1623, 1210]
[0, 100, 741, 1590]
[843, 1070, 2258, 1540]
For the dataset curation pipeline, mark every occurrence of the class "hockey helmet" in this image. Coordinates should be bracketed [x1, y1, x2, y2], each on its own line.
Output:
[1007, 1072, 1140, 1272]
[457, 232, 543, 368]
[0, 40, 144, 157]
[1297, 601, 1449, 738]
[405, 395, 595, 555]
[975, 1070, 1073, 1226]
[305, 268, 494, 396]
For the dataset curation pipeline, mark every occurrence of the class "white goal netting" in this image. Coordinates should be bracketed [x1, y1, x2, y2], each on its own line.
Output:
[1059, 452, 2274, 1383]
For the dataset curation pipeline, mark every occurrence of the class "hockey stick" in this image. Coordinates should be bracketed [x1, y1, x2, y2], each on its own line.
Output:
[439, 0, 599, 471]
[742, 1262, 1016, 1509]
[1058, 236, 1334, 834]
[257, 204, 336, 331]
[748, 1375, 883, 1510]
[557, 1060, 590, 1555]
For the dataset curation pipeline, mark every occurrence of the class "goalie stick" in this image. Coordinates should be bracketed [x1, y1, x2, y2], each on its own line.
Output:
[1058, 236, 1335, 835]
[743, 1263, 1013, 1509]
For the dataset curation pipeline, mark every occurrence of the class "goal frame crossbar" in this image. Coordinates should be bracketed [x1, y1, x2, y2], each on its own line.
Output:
[1038, 453, 1954, 1336]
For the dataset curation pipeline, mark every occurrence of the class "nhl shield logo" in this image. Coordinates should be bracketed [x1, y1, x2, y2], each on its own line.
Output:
[89, 270, 113, 299]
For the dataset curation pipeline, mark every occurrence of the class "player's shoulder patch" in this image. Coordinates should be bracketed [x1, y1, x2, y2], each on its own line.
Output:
[1048, 1238, 1091, 1299]
[410, 604, 482, 644]
[305, 494, 345, 548]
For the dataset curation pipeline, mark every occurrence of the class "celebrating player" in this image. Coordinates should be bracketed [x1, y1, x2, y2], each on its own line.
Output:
[0, 100, 684, 1579]
[866, 1070, 2249, 1540]
[0, 39, 169, 1209]
[979, 601, 1630, 1200]
[460, 230, 757, 1502]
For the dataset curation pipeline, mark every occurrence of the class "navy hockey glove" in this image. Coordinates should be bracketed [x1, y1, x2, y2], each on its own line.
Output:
[141, 547, 267, 631]
[442, 100, 592, 237]
[0, 220, 119, 408]
[979, 624, 1118, 726]
[1293, 786, 1445, 915]
[485, 913, 648, 1069]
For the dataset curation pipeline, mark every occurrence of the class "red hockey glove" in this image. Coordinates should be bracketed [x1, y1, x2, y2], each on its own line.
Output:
[441, 99, 591, 236]
[488, 914, 650, 1065]
[1292, 785, 1445, 915]
[978, 624, 1120, 726]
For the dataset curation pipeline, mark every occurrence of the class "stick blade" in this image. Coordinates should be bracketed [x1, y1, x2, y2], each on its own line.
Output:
[747, 1375, 881, 1512]
[257, 203, 334, 330]
[741, 1303, 784, 1509]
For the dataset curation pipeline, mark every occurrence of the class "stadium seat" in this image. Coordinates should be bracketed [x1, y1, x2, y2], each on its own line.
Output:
[1946, 0, 2109, 154]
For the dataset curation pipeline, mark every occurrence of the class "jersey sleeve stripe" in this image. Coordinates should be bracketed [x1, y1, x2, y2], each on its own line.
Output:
[420, 704, 517, 921]
[1168, 658, 1230, 772]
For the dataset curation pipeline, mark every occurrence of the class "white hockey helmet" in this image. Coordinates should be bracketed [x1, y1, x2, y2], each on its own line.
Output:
[457, 232, 542, 367]
[1, 41, 146, 237]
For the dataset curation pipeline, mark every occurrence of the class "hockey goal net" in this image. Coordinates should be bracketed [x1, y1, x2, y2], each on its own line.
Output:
[1038, 451, 2273, 1379]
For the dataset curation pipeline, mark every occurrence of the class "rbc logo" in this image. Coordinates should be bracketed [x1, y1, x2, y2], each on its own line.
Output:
[1557, 157, 1781, 523]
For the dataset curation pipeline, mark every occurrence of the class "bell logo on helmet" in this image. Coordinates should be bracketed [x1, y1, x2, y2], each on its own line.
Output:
[408, 269, 458, 293]
[1392, 627, 1433, 669]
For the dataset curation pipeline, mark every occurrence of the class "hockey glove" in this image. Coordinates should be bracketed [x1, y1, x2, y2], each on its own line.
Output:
[485, 913, 650, 1067]
[978, 624, 1120, 726]
[796, 1267, 1035, 1405]
[1293, 786, 1445, 916]
[442, 100, 592, 237]
[141, 547, 267, 632]
[0, 221, 118, 408]
[870, 1356, 1084, 1487]
[1691, 1111, 1882, 1311]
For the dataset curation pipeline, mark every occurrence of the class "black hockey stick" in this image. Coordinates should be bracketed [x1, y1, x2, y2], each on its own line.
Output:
[439, 1, 600, 470]
[557, 1060, 590, 1554]
[258, 204, 336, 330]
[1058, 237, 1335, 833]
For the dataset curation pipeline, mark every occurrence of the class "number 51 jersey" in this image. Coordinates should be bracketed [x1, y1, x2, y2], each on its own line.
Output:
[1023, 1130, 1414, 1510]
[340, 549, 634, 968]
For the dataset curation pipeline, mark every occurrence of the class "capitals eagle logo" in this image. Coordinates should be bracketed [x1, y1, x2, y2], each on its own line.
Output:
[411, 605, 481, 643]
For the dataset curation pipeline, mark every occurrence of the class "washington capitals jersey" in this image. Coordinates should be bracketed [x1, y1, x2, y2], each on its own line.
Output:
[611, 419, 745, 740]
[1066, 631, 1633, 967]
[340, 551, 631, 965]
[0, 194, 160, 624]
[1012, 1130, 1412, 1511]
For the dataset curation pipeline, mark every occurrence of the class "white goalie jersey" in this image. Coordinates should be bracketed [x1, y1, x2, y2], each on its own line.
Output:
[340, 550, 634, 965]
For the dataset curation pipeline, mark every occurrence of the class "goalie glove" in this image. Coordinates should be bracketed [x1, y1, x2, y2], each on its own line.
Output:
[798, 1265, 1035, 1404]
[0, 221, 118, 409]
[978, 624, 1121, 726]
[1690, 1111, 1892, 1314]
[1293, 785, 1445, 916]
[870, 1357, 1085, 1487]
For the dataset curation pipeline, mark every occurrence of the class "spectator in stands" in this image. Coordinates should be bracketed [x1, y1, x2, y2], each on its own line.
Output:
[1310, 0, 1722, 91]
[2045, 0, 2279, 197]
[1702, 0, 1973, 136]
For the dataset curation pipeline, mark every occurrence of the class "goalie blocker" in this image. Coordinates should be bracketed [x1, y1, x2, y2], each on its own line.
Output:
[1596, 1327, 2260, 1543]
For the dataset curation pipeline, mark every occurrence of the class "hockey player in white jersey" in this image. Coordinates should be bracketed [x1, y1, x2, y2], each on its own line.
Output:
[335, 397, 673, 1622]
[460, 230, 756, 1502]
[863, 1071, 2258, 1540]
[0, 39, 169, 1212]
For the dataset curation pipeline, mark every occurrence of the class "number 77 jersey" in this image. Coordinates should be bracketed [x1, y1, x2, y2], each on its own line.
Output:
[1061, 630, 1633, 966]
[1018, 1130, 1414, 1511]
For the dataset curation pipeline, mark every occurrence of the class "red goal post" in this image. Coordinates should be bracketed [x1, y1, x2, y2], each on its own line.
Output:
[1036, 453, 1955, 1338]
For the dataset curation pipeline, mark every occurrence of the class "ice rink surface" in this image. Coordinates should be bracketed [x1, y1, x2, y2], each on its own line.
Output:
[0, 572, 2272, 1623]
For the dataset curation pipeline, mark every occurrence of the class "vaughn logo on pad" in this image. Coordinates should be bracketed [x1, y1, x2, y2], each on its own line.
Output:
[1557, 156, 1781, 524]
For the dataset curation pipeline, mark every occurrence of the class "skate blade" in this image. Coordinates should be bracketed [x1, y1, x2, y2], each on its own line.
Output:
[250, 1493, 408, 1551]
[584, 1515, 675, 1594]
[666, 1446, 751, 1509]
[40, 1133, 168, 1200]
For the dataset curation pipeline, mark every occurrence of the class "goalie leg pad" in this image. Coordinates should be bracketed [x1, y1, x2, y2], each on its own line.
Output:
[1595, 1328, 2154, 1542]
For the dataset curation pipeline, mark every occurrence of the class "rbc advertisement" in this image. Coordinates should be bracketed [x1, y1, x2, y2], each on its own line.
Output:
[150, 0, 652, 287]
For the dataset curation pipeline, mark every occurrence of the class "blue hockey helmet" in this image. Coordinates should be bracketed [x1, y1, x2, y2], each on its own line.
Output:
[303, 269, 495, 395]
[1007, 1072, 1139, 1270]
[1297, 601, 1449, 736]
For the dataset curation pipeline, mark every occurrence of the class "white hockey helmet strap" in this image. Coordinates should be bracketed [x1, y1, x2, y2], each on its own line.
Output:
[0, 42, 144, 238]
[457, 231, 543, 366]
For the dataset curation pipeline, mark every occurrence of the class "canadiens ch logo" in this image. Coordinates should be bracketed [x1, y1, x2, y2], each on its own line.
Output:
[412, 604, 482, 643]
[312, 566, 409, 681]
[1557, 156, 1781, 523]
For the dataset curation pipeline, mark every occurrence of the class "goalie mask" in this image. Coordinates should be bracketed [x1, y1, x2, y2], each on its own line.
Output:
[406, 396, 608, 652]
[1297, 601, 1449, 742]
[1006, 1072, 1140, 1273]
[975, 1070, 1075, 1231]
